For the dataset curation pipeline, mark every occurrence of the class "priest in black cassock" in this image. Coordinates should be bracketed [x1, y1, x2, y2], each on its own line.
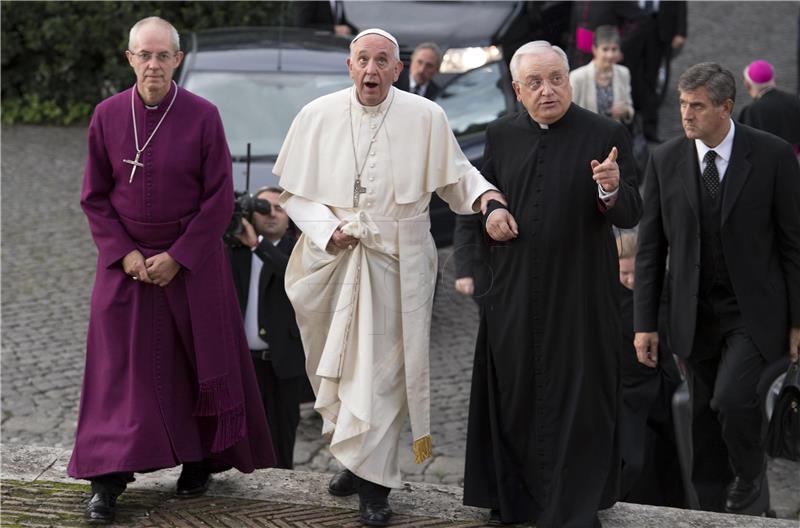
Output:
[463, 41, 642, 528]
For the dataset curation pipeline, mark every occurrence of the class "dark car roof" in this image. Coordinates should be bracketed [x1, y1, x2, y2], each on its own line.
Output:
[181, 27, 351, 74]
[343, 1, 521, 51]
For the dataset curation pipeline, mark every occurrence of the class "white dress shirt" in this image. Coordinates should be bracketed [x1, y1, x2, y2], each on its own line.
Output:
[695, 119, 735, 182]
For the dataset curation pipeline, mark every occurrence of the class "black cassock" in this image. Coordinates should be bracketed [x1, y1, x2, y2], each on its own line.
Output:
[463, 104, 642, 528]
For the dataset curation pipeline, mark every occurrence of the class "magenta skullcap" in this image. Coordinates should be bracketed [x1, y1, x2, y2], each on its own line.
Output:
[746, 60, 774, 83]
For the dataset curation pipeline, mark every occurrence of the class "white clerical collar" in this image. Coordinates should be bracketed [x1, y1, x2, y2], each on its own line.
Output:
[350, 86, 394, 115]
[695, 119, 735, 165]
[536, 122, 549, 129]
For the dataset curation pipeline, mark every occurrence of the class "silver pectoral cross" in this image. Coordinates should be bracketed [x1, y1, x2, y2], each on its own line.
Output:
[353, 179, 367, 207]
[123, 151, 143, 183]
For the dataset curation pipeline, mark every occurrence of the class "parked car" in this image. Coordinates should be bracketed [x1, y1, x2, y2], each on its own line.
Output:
[178, 14, 519, 245]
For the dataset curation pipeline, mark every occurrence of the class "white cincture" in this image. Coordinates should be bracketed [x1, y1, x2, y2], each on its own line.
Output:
[124, 81, 179, 183]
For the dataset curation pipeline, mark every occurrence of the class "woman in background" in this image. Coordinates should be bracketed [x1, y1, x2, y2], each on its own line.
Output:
[570, 25, 634, 125]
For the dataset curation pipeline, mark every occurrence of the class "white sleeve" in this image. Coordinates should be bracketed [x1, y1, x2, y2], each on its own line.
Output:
[281, 192, 341, 250]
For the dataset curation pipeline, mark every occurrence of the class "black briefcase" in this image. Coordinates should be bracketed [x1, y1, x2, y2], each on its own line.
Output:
[765, 362, 800, 461]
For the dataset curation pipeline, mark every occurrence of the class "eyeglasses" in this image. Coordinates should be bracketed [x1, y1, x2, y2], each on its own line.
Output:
[127, 50, 177, 64]
[518, 73, 567, 91]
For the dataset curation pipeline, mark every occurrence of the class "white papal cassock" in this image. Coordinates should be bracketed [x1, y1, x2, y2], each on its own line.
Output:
[275, 86, 496, 488]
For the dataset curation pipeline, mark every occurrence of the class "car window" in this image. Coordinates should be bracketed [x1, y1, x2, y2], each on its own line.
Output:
[436, 62, 508, 139]
[183, 71, 352, 157]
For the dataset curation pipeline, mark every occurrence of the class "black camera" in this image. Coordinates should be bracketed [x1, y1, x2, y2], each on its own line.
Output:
[223, 191, 272, 246]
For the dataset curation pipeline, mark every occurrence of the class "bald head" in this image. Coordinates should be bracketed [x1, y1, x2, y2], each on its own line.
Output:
[129, 16, 180, 52]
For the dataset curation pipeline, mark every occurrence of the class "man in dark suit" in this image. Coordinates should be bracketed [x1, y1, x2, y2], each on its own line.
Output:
[293, 0, 357, 36]
[394, 42, 443, 100]
[227, 187, 307, 469]
[738, 60, 800, 156]
[634, 62, 800, 515]
[622, 1, 687, 142]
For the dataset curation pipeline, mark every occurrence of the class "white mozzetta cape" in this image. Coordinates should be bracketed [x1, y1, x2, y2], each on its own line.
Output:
[275, 87, 480, 206]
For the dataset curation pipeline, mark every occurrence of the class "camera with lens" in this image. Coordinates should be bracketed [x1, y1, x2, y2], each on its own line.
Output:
[223, 191, 272, 246]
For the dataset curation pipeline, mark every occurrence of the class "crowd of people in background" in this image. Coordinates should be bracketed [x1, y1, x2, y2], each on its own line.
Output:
[70, 4, 799, 527]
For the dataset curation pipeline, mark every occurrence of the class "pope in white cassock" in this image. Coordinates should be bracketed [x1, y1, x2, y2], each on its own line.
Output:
[274, 28, 505, 526]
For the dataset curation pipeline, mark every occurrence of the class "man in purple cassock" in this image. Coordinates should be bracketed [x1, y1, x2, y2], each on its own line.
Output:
[68, 16, 275, 523]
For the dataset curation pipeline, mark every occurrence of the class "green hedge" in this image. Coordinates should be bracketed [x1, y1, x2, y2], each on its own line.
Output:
[1, 1, 292, 125]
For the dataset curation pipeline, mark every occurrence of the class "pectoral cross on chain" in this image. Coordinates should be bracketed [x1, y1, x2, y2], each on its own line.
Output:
[353, 179, 367, 207]
[123, 151, 143, 183]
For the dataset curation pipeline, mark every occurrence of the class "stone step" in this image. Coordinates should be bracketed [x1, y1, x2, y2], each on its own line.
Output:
[2, 444, 795, 527]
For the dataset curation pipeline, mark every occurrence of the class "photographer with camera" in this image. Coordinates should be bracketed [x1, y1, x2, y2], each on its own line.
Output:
[226, 186, 306, 469]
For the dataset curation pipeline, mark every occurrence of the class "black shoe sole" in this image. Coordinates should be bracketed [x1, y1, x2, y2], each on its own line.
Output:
[85, 516, 115, 524]
[176, 487, 209, 498]
[360, 515, 391, 526]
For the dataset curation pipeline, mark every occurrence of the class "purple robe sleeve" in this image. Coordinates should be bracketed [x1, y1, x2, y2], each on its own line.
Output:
[80, 110, 138, 270]
[168, 107, 234, 271]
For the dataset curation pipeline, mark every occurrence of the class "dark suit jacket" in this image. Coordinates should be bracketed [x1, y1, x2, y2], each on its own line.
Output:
[293, 1, 357, 34]
[654, 1, 687, 43]
[227, 236, 306, 379]
[634, 124, 800, 362]
[394, 69, 441, 101]
[738, 89, 800, 146]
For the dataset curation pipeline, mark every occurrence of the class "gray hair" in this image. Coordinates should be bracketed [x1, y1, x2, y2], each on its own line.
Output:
[509, 41, 569, 81]
[412, 42, 443, 67]
[129, 16, 180, 52]
[678, 62, 736, 105]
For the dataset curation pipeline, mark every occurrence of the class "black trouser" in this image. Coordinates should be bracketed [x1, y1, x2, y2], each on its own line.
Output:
[251, 352, 302, 470]
[89, 461, 212, 496]
[90, 473, 134, 496]
[352, 474, 391, 502]
[687, 293, 767, 512]
[622, 13, 663, 137]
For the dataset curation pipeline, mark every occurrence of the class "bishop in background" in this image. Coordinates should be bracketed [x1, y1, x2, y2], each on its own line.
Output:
[274, 28, 504, 527]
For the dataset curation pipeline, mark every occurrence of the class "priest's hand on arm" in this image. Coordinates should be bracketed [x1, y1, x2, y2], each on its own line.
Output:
[455, 277, 475, 296]
[634, 331, 659, 368]
[591, 146, 620, 192]
[145, 252, 181, 287]
[478, 190, 506, 214]
[480, 190, 518, 242]
[326, 222, 360, 254]
[122, 249, 153, 283]
[790, 327, 800, 363]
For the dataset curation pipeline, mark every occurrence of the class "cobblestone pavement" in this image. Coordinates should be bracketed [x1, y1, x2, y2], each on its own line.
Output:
[2, 0, 799, 519]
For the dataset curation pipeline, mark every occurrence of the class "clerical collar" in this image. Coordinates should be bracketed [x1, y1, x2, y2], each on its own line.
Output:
[349, 86, 394, 115]
[524, 104, 573, 130]
[135, 83, 176, 112]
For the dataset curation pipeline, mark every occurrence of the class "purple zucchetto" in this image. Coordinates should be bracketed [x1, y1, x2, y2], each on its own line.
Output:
[745, 60, 774, 84]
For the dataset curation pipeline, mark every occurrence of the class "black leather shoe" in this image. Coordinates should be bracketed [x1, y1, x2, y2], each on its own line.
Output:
[359, 497, 392, 526]
[328, 469, 357, 497]
[85, 492, 116, 524]
[176, 464, 211, 497]
[725, 475, 762, 512]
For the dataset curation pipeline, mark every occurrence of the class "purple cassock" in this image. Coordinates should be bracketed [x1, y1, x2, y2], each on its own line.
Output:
[68, 82, 276, 479]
